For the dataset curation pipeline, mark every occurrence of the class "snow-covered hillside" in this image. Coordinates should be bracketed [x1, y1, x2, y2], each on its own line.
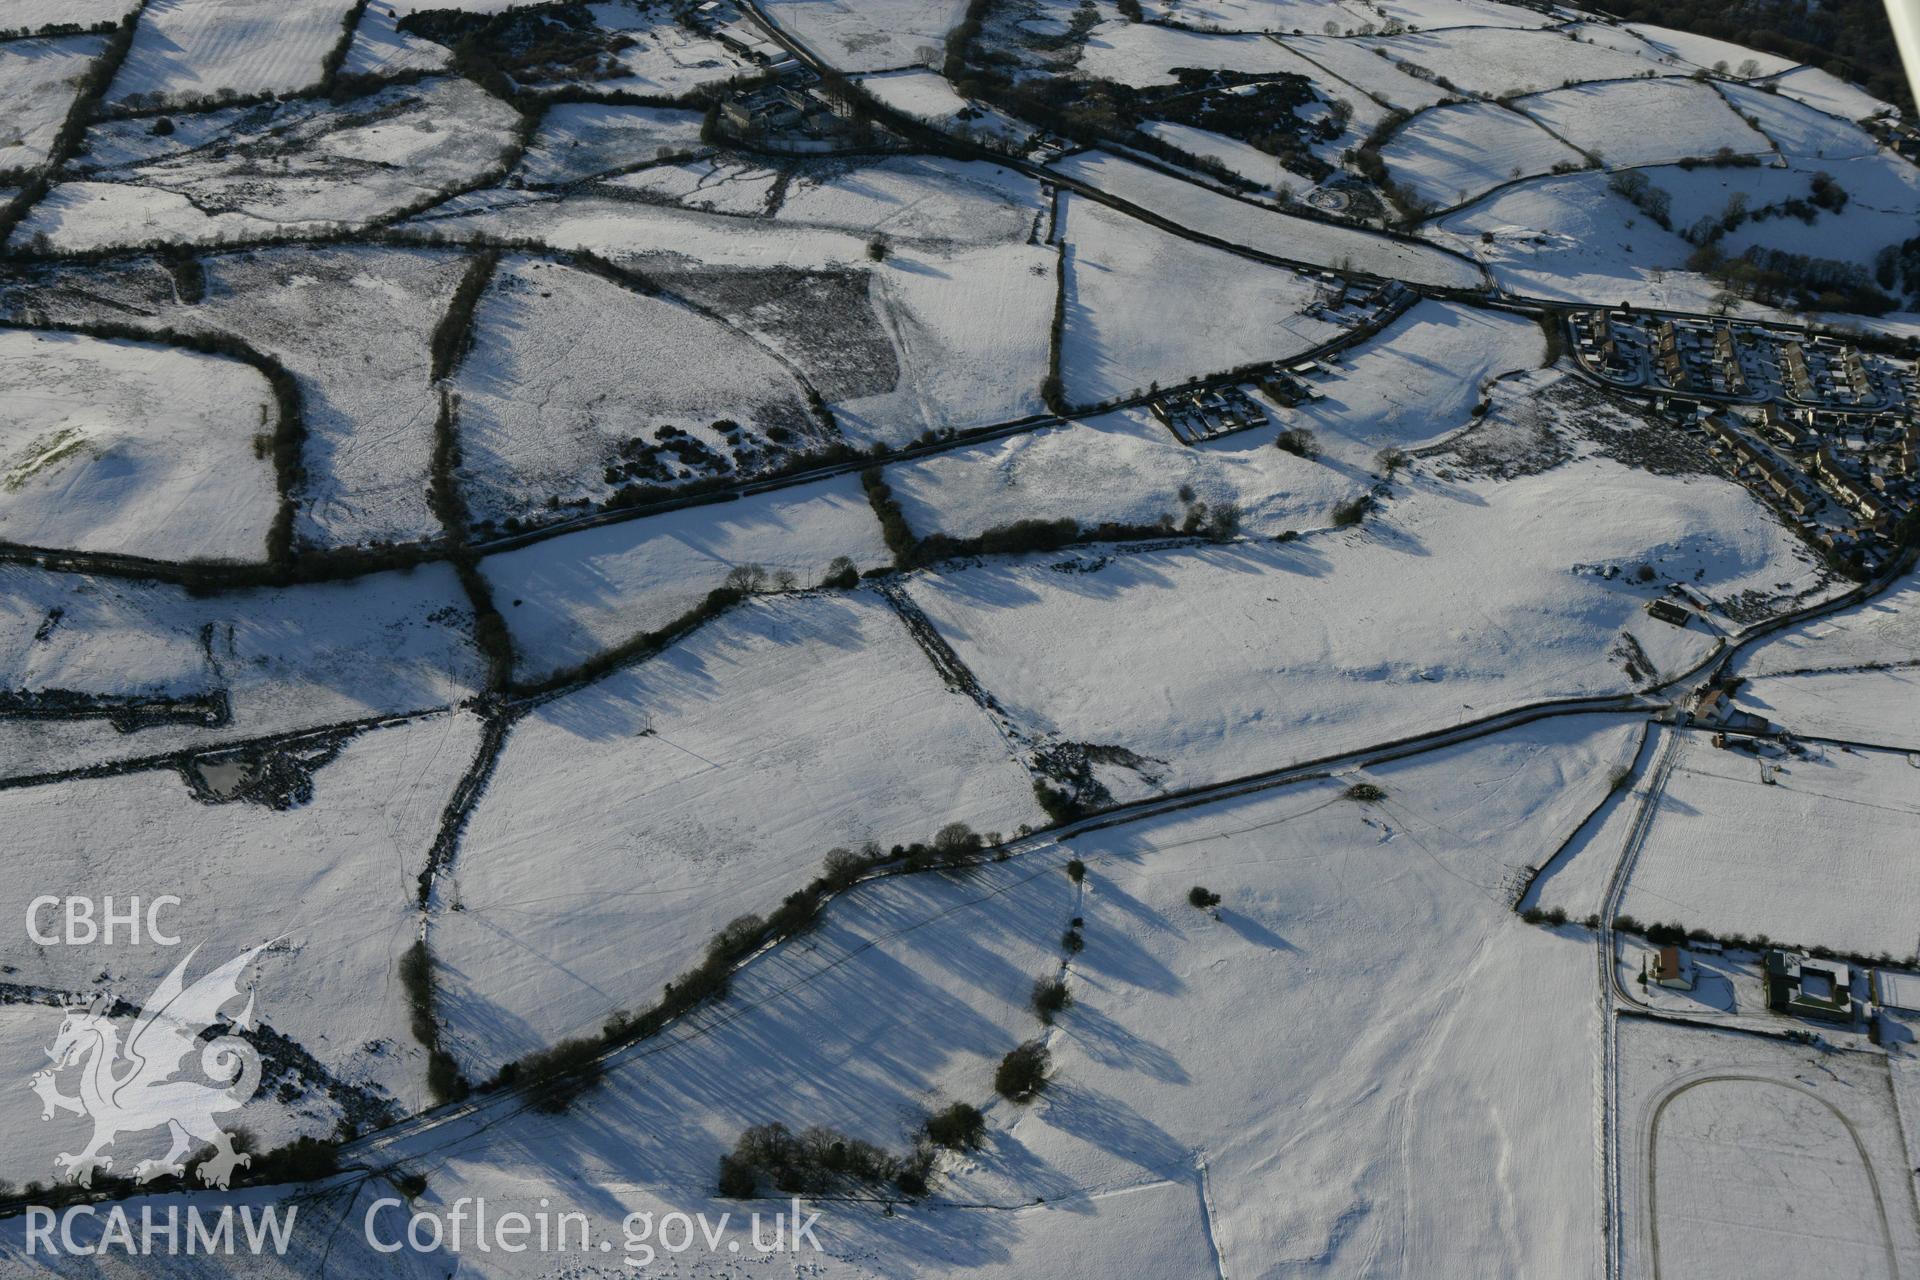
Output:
[0, 0, 1914, 1273]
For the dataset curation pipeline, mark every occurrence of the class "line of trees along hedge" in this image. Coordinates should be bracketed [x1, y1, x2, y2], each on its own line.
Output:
[427, 390, 515, 691]
[511, 583, 744, 697]
[489, 823, 998, 1111]
[862, 465, 1228, 569]
[860, 467, 918, 565]
[0, 20, 120, 40]
[318, 0, 373, 93]
[422, 251, 519, 688]
[429, 250, 500, 382]
[1041, 242, 1069, 414]
[4, 826, 1001, 1200]
[425, 388, 469, 538]
[399, 939, 469, 1104]
[1687, 242, 1901, 316]
[718, 1121, 931, 1198]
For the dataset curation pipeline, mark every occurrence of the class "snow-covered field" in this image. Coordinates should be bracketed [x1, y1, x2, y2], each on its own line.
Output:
[1137, 121, 1320, 194]
[1361, 25, 1664, 98]
[761, 0, 968, 72]
[1060, 194, 1339, 403]
[409, 187, 862, 269]
[1717, 80, 1882, 160]
[1428, 170, 1724, 311]
[833, 237, 1057, 440]
[452, 254, 820, 530]
[1270, 298, 1543, 450]
[1278, 33, 1453, 112]
[882, 403, 1368, 540]
[20, 78, 520, 251]
[1051, 150, 1487, 289]
[0, 0, 137, 32]
[406, 158, 1057, 448]
[1142, 0, 1358, 31]
[1734, 667, 1920, 749]
[1620, 732, 1920, 957]
[774, 158, 1058, 441]
[1381, 99, 1584, 209]
[0, 246, 474, 549]
[886, 301, 1539, 542]
[775, 155, 1045, 245]
[1368, 0, 1554, 28]
[0, 710, 485, 1179]
[1514, 78, 1772, 169]
[434, 590, 1045, 1071]
[1617, 1016, 1920, 1280]
[0, 35, 108, 174]
[0, 329, 279, 561]
[1763, 65, 1897, 123]
[0, 562, 484, 781]
[854, 69, 1034, 150]
[338, 1, 450, 77]
[1737, 581, 1920, 677]
[194, 246, 473, 549]
[1711, 156, 1920, 271]
[226, 714, 1626, 1277]
[513, 103, 709, 187]
[105, 0, 354, 106]
[1074, 23, 1286, 87]
[1622, 23, 1794, 77]
[901, 443, 1821, 794]
[1523, 721, 1659, 923]
[477, 474, 891, 682]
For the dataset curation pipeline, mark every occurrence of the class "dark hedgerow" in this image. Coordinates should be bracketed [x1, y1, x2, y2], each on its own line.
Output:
[822, 554, 860, 589]
[429, 250, 500, 382]
[925, 1101, 987, 1150]
[723, 1122, 907, 1196]
[1030, 976, 1072, 1024]
[1331, 494, 1373, 527]
[1275, 427, 1318, 457]
[397, 940, 434, 1045]
[1033, 780, 1081, 824]
[427, 1048, 468, 1106]
[994, 1040, 1051, 1102]
[717, 1153, 757, 1198]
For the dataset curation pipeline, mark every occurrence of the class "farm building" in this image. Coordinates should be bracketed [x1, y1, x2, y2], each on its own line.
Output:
[1644, 598, 1691, 628]
[1646, 945, 1695, 991]
[1763, 950, 1859, 1024]
[1871, 969, 1920, 1014]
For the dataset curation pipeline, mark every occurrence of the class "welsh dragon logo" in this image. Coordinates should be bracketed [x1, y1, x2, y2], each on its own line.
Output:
[27, 942, 273, 1190]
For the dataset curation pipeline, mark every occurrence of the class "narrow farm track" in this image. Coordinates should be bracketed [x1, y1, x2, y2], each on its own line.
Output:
[1597, 727, 1682, 1280]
